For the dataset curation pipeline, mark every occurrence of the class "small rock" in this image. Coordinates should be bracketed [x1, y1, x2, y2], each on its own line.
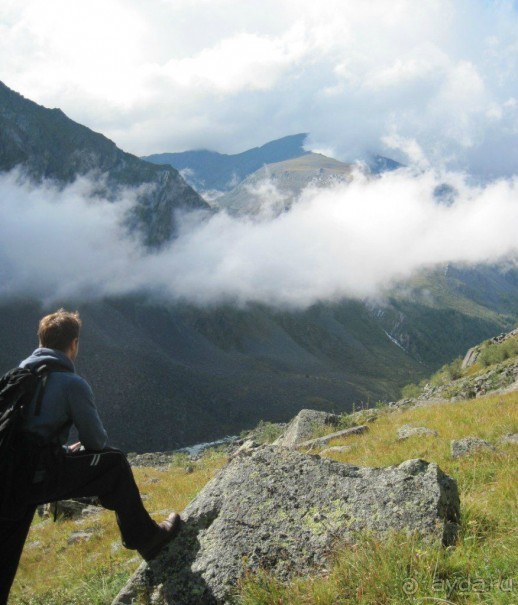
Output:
[364, 415, 378, 423]
[67, 531, 93, 545]
[128, 451, 179, 469]
[298, 425, 369, 450]
[397, 425, 438, 440]
[82, 505, 103, 517]
[320, 446, 352, 456]
[229, 439, 258, 459]
[273, 409, 341, 447]
[499, 433, 518, 445]
[150, 584, 165, 604]
[41, 498, 101, 520]
[451, 437, 496, 459]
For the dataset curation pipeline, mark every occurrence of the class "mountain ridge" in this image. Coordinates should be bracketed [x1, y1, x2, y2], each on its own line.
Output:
[142, 133, 311, 192]
[142, 134, 403, 196]
[0, 81, 208, 246]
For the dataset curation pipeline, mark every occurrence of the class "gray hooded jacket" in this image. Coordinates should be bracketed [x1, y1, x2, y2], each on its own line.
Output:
[19, 348, 108, 451]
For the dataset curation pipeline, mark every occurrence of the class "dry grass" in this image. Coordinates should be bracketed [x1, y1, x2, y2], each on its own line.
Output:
[9, 393, 517, 604]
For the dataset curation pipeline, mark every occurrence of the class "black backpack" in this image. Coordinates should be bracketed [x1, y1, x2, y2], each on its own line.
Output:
[0, 363, 69, 518]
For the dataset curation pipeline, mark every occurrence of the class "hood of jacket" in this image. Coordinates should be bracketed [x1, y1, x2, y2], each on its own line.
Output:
[19, 348, 76, 373]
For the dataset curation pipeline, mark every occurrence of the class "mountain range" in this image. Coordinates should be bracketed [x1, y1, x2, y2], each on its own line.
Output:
[142, 133, 311, 193]
[0, 81, 516, 452]
[142, 134, 401, 195]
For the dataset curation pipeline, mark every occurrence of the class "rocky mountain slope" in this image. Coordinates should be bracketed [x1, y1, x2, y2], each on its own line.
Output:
[0, 81, 208, 246]
[238, 327, 518, 448]
[215, 153, 354, 216]
[3, 280, 515, 454]
[114, 329, 518, 604]
[0, 298, 426, 452]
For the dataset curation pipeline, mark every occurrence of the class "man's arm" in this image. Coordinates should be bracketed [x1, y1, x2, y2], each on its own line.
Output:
[67, 377, 108, 450]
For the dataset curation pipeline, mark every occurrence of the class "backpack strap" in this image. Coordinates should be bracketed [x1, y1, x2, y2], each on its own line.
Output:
[32, 362, 72, 418]
[34, 374, 49, 417]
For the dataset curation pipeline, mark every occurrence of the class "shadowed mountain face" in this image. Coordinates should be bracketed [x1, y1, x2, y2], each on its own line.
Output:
[0, 81, 208, 246]
[142, 133, 311, 193]
[0, 298, 426, 452]
[1, 274, 516, 453]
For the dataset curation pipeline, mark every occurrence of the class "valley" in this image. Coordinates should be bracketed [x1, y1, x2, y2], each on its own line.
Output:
[0, 82, 516, 452]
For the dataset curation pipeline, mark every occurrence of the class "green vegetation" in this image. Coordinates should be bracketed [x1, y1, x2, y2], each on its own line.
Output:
[421, 356, 464, 389]
[401, 382, 422, 399]
[12, 390, 517, 604]
[241, 420, 285, 444]
[11, 451, 228, 605]
[401, 333, 518, 400]
[479, 336, 518, 367]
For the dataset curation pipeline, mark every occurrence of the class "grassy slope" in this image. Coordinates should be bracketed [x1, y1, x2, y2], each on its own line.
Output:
[11, 332, 518, 604]
[11, 391, 517, 605]
[378, 267, 518, 368]
[239, 392, 517, 605]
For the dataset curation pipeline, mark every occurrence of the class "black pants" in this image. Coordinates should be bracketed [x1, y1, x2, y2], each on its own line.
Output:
[0, 447, 159, 604]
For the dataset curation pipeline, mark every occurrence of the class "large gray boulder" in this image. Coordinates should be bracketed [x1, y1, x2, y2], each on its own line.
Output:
[273, 409, 341, 447]
[113, 446, 460, 605]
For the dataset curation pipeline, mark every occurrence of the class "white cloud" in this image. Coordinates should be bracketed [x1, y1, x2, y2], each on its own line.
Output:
[159, 27, 307, 93]
[0, 174, 143, 302]
[1, 0, 518, 174]
[1, 169, 517, 308]
[382, 136, 431, 170]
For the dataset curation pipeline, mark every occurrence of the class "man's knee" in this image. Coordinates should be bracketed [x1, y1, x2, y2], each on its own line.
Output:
[85, 448, 133, 481]
[73, 447, 126, 464]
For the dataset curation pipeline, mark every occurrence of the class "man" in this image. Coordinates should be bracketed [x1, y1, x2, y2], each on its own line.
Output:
[0, 309, 180, 604]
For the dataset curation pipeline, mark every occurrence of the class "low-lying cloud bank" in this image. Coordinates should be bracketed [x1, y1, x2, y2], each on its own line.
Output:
[1, 168, 517, 308]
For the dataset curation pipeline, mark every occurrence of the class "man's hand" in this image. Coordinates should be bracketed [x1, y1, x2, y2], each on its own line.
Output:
[68, 442, 82, 452]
